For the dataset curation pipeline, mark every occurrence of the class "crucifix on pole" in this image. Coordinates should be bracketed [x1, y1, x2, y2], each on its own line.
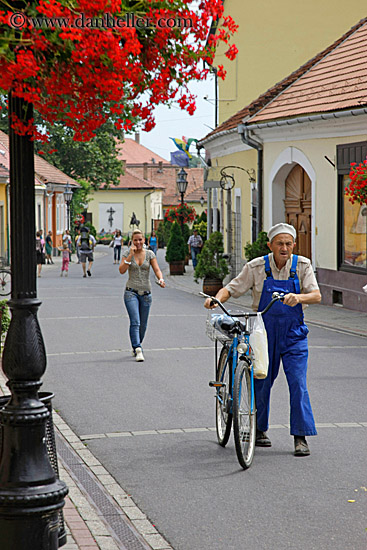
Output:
[106, 206, 116, 230]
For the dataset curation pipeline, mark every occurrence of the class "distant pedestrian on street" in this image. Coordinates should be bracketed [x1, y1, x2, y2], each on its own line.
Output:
[75, 229, 81, 264]
[58, 243, 70, 277]
[36, 230, 45, 277]
[112, 230, 123, 264]
[148, 230, 158, 254]
[119, 229, 165, 362]
[204, 223, 321, 457]
[45, 230, 54, 264]
[77, 226, 96, 278]
[63, 229, 72, 261]
[188, 229, 203, 268]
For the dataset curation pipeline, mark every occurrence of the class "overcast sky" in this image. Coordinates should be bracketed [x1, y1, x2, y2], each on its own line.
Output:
[137, 75, 216, 161]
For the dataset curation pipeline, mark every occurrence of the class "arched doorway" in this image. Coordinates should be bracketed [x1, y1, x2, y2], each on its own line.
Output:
[284, 164, 312, 260]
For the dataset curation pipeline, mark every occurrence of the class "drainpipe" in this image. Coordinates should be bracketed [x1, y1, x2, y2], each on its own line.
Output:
[238, 123, 263, 237]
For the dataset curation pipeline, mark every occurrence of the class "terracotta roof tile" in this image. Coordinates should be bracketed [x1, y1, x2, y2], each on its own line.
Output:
[0, 163, 9, 178]
[249, 19, 367, 123]
[102, 168, 165, 190]
[0, 130, 78, 187]
[117, 138, 167, 164]
[199, 17, 367, 142]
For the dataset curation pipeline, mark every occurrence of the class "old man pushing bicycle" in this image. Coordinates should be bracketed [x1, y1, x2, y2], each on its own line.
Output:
[204, 223, 321, 458]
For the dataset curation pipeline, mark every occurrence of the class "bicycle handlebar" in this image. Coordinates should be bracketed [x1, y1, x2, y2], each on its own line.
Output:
[199, 291, 285, 318]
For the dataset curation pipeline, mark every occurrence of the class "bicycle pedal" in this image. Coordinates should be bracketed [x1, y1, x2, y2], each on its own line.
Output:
[209, 381, 226, 388]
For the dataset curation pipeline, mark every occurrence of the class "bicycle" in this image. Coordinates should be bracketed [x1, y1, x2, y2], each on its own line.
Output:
[201, 291, 284, 469]
[0, 268, 11, 297]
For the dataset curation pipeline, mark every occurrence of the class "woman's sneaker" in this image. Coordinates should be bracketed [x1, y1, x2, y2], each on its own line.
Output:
[135, 347, 144, 362]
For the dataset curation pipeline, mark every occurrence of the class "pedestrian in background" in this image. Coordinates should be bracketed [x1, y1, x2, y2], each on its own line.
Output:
[148, 230, 158, 254]
[58, 242, 70, 277]
[63, 229, 72, 261]
[75, 229, 81, 263]
[119, 229, 165, 362]
[77, 225, 96, 278]
[45, 230, 54, 264]
[36, 231, 45, 277]
[112, 230, 123, 264]
[188, 229, 203, 268]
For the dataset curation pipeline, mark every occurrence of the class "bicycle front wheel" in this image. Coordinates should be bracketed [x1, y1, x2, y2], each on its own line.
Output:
[0, 270, 11, 296]
[233, 361, 256, 469]
[215, 346, 233, 447]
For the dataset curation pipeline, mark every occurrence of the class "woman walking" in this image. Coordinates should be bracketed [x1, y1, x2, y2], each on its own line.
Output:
[119, 229, 165, 362]
[113, 230, 123, 264]
[148, 230, 158, 255]
[36, 231, 45, 277]
[45, 231, 54, 264]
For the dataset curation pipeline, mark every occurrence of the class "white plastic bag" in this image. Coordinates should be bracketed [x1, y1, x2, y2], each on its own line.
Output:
[249, 313, 269, 379]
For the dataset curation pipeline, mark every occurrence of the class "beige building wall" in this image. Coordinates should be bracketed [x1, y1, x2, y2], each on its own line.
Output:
[261, 134, 367, 271]
[89, 189, 162, 236]
[209, 148, 257, 253]
[216, 2, 367, 124]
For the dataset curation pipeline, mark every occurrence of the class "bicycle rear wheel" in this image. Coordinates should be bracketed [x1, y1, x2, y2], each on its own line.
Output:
[215, 346, 233, 447]
[0, 270, 11, 296]
[233, 361, 256, 469]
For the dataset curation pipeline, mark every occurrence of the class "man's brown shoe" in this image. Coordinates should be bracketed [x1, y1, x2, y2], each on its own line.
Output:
[294, 436, 310, 456]
[255, 430, 272, 447]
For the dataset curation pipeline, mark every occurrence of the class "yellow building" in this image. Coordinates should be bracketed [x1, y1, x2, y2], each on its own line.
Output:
[88, 169, 164, 236]
[200, 3, 367, 269]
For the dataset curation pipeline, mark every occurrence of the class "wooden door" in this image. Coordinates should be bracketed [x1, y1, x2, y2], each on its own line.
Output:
[284, 165, 312, 260]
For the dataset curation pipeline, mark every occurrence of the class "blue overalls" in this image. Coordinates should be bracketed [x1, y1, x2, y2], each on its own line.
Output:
[254, 254, 317, 437]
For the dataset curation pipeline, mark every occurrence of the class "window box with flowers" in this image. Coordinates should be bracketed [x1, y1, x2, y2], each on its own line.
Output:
[342, 159, 367, 270]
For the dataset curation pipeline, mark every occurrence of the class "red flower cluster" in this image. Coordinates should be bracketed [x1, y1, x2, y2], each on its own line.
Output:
[164, 203, 196, 224]
[0, 0, 238, 141]
[346, 159, 367, 205]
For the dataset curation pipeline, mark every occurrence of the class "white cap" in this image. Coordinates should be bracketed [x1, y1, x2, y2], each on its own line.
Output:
[268, 223, 296, 242]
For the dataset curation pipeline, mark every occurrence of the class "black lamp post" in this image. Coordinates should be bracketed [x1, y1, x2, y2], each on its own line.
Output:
[176, 167, 188, 230]
[0, 94, 68, 549]
[63, 182, 73, 231]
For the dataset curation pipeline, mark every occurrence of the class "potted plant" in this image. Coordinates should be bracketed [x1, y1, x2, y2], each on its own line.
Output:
[244, 231, 269, 261]
[165, 221, 186, 275]
[194, 231, 229, 295]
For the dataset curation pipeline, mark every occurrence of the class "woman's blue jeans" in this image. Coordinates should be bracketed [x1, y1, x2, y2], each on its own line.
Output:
[124, 289, 152, 350]
[114, 245, 122, 261]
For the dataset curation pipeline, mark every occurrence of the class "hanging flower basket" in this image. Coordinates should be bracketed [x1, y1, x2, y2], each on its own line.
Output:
[164, 203, 196, 225]
[345, 159, 367, 205]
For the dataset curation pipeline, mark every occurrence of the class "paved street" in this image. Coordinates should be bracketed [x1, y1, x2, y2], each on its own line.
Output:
[36, 246, 367, 550]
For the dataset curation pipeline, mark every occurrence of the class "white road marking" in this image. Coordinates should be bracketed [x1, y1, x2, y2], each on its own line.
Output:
[80, 422, 367, 441]
[47, 345, 213, 357]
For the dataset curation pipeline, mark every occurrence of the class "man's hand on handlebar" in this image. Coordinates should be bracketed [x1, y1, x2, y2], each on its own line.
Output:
[204, 297, 218, 309]
[282, 293, 300, 307]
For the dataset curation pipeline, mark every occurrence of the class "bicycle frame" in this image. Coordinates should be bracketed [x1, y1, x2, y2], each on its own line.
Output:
[218, 325, 254, 417]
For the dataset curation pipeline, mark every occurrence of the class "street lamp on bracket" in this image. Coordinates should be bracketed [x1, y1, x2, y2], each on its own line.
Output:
[63, 182, 73, 231]
[176, 167, 188, 230]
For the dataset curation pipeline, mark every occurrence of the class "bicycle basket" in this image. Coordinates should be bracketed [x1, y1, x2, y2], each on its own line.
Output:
[206, 313, 235, 344]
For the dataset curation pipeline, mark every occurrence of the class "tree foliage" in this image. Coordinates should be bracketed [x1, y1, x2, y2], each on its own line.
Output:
[244, 231, 269, 261]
